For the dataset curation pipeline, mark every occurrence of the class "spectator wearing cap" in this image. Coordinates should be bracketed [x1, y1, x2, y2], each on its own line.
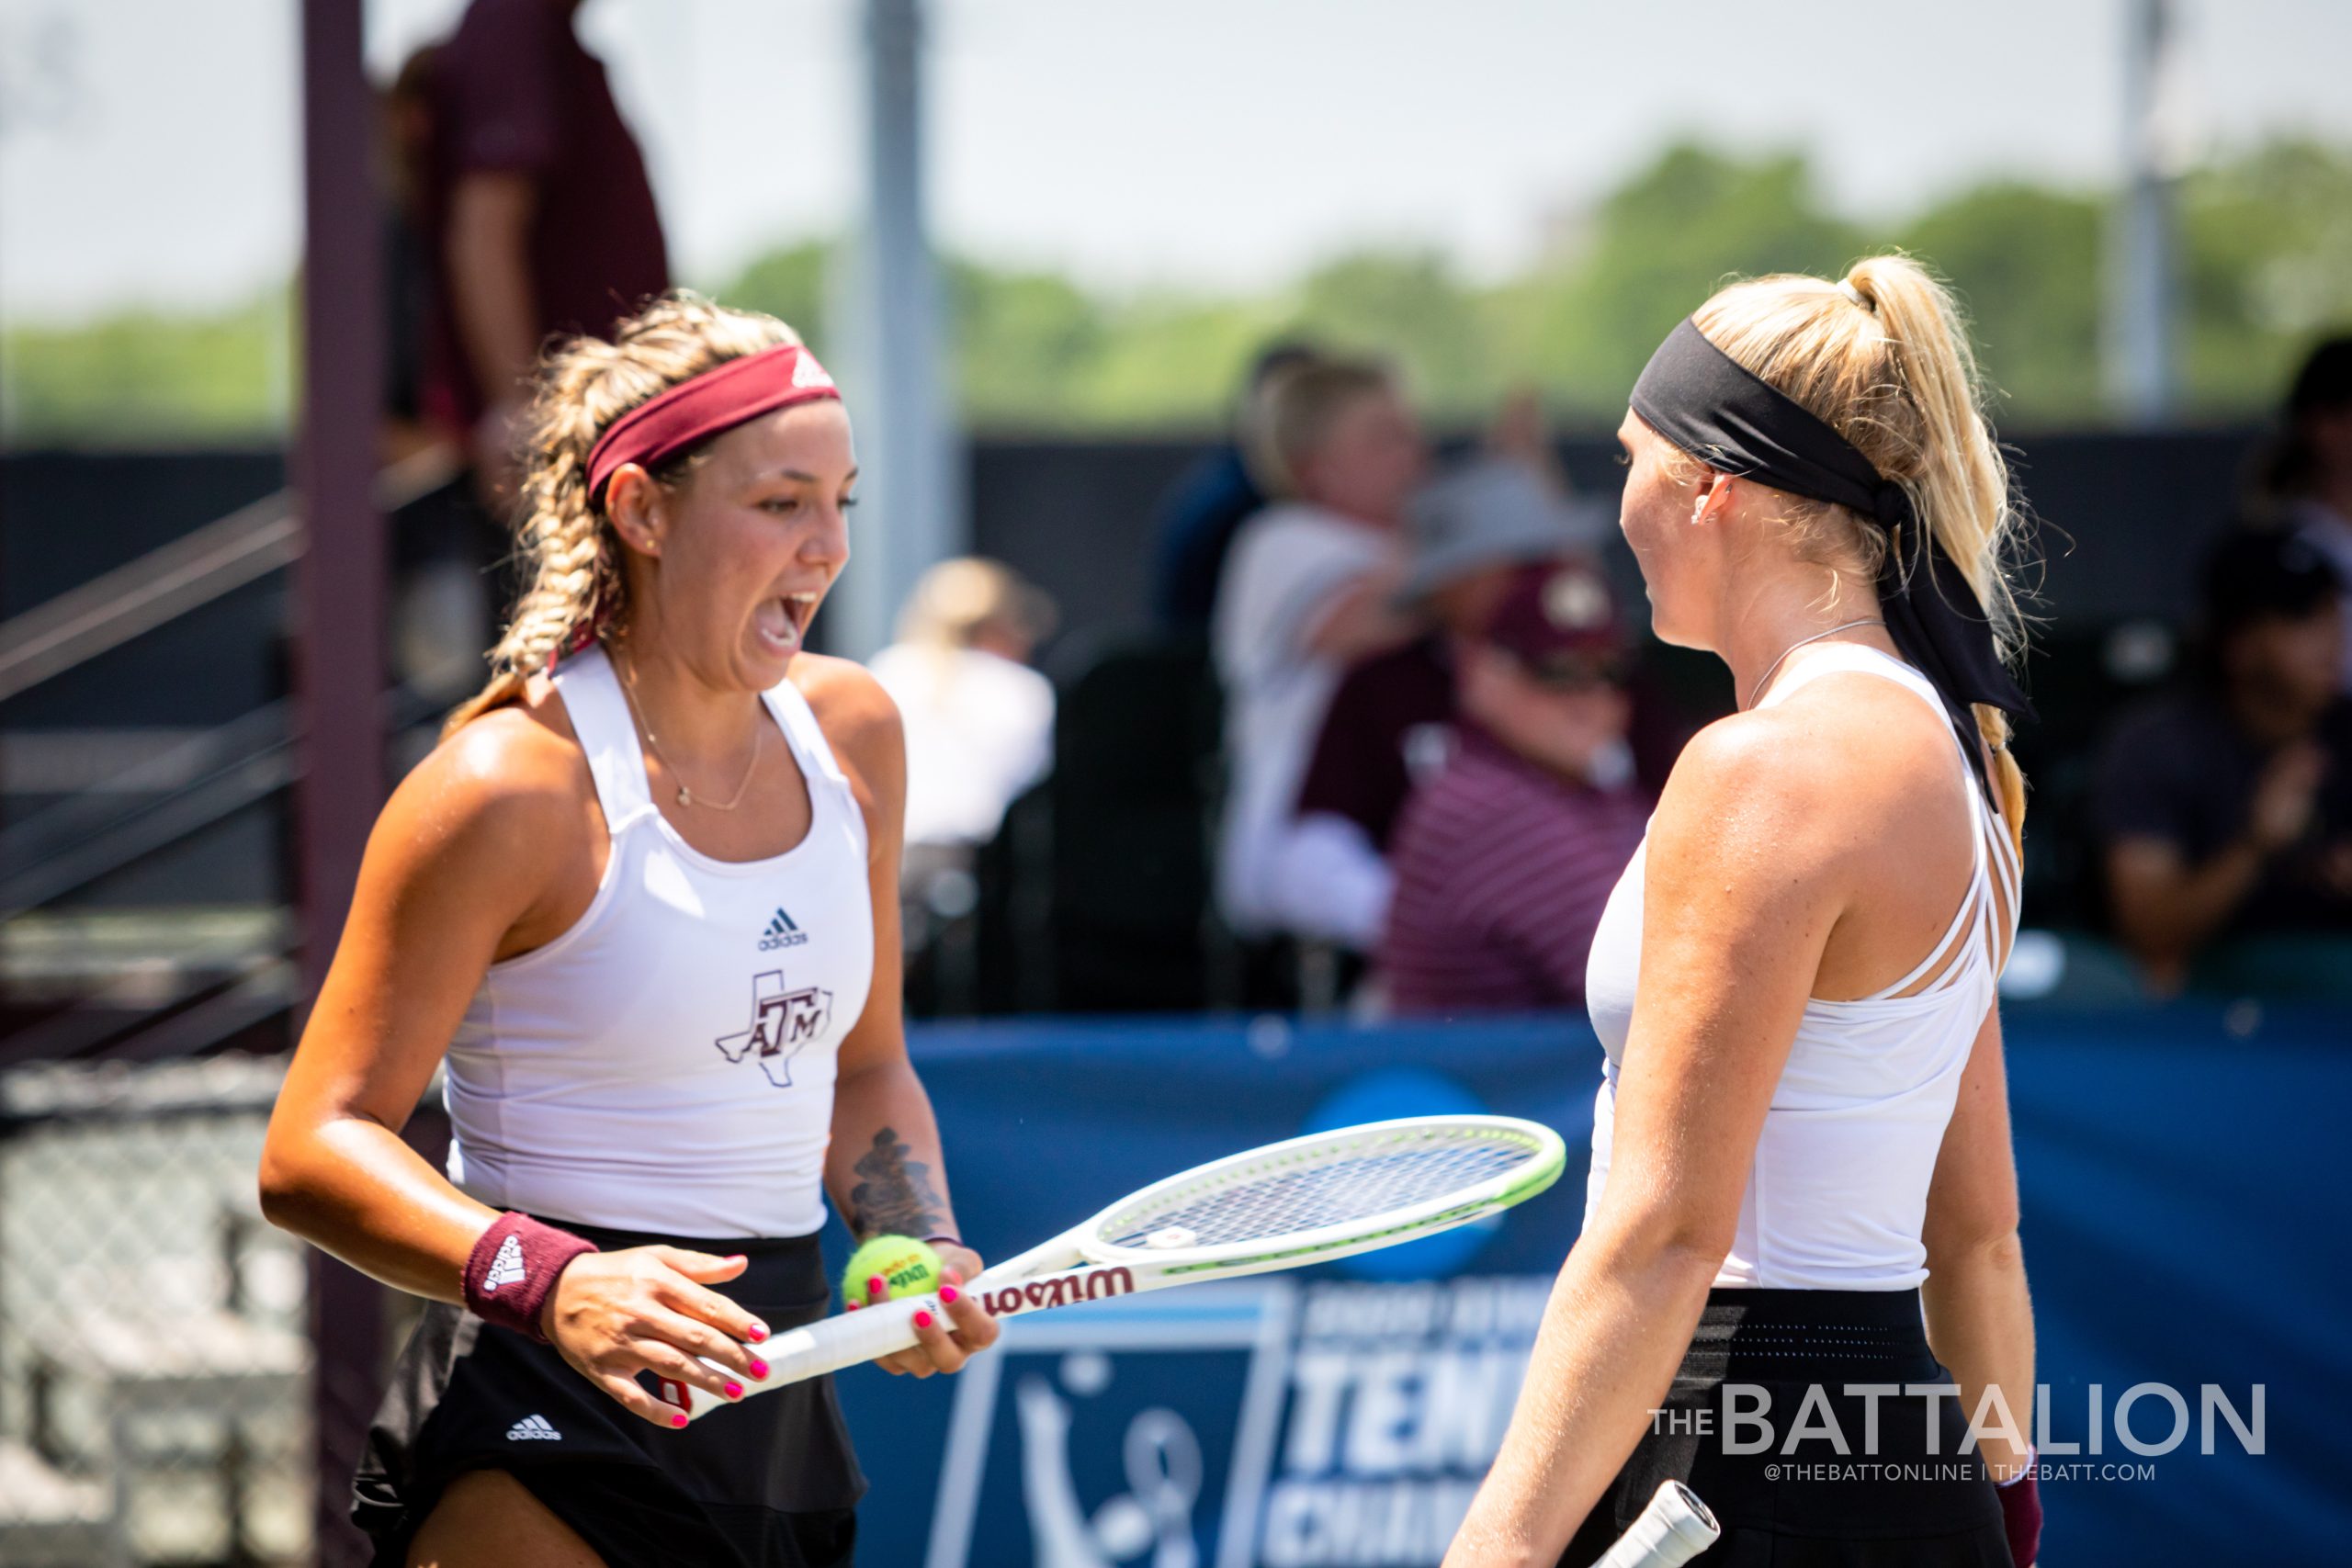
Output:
[1266, 458, 1603, 950]
[1378, 562, 1651, 1016]
[2260, 335, 2352, 687]
[1212, 358, 1430, 936]
[2092, 529, 2352, 991]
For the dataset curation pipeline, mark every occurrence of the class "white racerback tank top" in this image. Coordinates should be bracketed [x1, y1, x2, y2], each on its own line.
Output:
[443, 645, 875, 1238]
[1582, 645, 2021, 1291]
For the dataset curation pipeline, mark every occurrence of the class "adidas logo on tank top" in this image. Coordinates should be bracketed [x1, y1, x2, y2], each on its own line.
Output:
[758, 907, 808, 952]
[506, 1414, 561, 1441]
[481, 1234, 526, 1293]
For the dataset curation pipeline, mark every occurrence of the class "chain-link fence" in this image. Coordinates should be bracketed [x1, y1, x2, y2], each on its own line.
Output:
[0, 1055, 312, 1567]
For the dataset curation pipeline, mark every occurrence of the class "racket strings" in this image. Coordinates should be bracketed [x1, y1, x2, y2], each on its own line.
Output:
[1102, 1136, 1535, 1249]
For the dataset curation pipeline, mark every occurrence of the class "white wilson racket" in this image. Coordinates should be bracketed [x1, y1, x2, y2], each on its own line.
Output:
[664, 1113, 1564, 1420]
[1590, 1481, 1720, 1567]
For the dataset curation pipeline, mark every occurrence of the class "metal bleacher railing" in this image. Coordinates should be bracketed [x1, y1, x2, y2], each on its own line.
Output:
[0, 450, 458, 1065]
[0, 450, 456, 1565]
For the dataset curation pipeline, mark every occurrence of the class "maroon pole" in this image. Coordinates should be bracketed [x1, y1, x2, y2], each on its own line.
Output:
[298, 2, 385, 1562]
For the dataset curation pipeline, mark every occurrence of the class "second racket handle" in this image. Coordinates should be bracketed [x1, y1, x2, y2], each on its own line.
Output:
[1590, 1481, 1719, 1567]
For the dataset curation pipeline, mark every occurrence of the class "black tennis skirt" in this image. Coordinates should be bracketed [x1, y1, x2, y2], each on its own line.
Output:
[353, 1219, 865, 1568]
[1558, 1288, 2013, 1568]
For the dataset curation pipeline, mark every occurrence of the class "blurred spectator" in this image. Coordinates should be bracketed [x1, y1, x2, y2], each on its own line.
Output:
[2093, 529, 2352, 992]
[870, 558, 1060, 850]
[1379, 562, 1649, 1015]
[1213, 357, 1429, 934]
[1150, 340, 1321, 631]
[1272, 458, 1597, 949]
[2261, 335, 2352, 687]
[422, 0, 670, 502]
[379, 45, 486, 700]
[380, 45, 447, 468]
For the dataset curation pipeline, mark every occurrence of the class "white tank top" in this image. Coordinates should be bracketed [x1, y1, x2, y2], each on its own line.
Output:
[443, 646, 875, 1238]
[1582, 645, 2021, 1291]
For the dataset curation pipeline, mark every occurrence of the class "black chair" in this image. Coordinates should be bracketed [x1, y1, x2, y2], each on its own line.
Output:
[1038, 634, 1229, 1012]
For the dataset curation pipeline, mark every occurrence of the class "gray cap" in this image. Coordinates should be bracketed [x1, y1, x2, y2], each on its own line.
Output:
[1396, 457, 1600, 604]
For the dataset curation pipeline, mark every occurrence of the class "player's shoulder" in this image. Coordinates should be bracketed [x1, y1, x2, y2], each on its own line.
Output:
[788, 654, 903, 776]
[1646, 701, 1866, 863]
[390, 681, 594, 860]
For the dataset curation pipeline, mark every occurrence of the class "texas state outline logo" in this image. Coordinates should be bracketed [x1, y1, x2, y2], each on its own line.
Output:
[715, 970, 833, 1088]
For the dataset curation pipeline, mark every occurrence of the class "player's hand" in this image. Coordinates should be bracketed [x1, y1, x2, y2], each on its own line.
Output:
[540, 1246, 774, 1427]
[866, 1244, 1000, 1378]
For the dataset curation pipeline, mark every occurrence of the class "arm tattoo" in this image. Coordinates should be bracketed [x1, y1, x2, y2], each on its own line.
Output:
[849, 1126, 948, 1240]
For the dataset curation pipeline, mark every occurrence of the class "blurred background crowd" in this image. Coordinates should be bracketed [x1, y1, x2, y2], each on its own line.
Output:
[2, 0, 2349, 1562]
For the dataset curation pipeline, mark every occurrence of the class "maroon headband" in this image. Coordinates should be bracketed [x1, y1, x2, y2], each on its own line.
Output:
[585, 343, 841, 502]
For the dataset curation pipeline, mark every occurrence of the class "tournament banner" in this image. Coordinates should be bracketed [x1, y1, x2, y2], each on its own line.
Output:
[825, 1010, 2347, 1566]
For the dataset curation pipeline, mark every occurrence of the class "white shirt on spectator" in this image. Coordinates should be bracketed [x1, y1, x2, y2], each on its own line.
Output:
[870, 643, 1055, 847]
[1211, 502, 1394, 934]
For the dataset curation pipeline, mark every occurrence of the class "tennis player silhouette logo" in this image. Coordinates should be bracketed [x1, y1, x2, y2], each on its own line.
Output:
[716, 970, 833, 1088]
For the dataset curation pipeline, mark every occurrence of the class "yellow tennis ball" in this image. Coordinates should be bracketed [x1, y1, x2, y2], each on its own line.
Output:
[842, 1235, 944, 1310]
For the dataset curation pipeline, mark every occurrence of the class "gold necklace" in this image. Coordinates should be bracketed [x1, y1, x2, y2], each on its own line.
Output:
[1744, 617, 1888, 709]
[613, 651, 763, 811]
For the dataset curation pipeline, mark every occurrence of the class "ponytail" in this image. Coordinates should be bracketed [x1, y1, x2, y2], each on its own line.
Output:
[1694, 255, 2031, 848]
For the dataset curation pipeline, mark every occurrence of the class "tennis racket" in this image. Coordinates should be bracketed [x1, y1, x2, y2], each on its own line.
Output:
[663, 1113, 1565, 1419]
[1590, 1481, 1720, 1567]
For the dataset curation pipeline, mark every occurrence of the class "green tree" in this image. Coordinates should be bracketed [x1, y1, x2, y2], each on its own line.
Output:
[1281, 250, 1493, 418]
[2177, 139, 2352, 415]
[1900, 182, 2104, 423]
[719, 240, 832, 352]
[1499, 143, 1866, 417]
[3, 288, 290, 446]
[10, 135, 2350, 448]
[946, 260, 1110, 430]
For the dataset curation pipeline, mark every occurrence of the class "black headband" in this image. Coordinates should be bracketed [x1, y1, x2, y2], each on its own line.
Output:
[1630, 317, 2034, 762]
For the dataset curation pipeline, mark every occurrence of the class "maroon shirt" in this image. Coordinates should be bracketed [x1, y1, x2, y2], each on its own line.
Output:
[423, 0, 670, 429]
[1294, 637, 1457, 850]
[1379, 728, 1650, 1016]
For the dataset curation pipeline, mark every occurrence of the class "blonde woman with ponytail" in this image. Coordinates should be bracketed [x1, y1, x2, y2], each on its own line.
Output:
[1448, 259, 2041, 1568]
[261, 294, 998, 1568]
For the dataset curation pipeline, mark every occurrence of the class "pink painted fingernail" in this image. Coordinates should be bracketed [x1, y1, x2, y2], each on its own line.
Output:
[747, 1324, 768, 1343]
[940, 1285, 960, 1304]
[749, 1359, 770, 1379]
[913, 1310, 934, 1329]
[725, 1382, 744, 1399]
[671, 1413, 689, 1428]
[867, 1275, 888, 1297]
[845, 1300, 862, 1312]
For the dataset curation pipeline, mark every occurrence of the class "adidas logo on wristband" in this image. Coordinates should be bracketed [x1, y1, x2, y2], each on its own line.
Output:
[482, 1234, 526, 1293]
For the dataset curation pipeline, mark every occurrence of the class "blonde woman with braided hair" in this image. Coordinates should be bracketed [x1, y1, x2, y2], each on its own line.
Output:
[1447, 257, 2042, 1568]
[262, 293, 999, 1568]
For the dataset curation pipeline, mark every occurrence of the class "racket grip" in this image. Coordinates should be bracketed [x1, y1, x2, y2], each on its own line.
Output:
[1589, 1481, 1720, 1567]
[674, 1293, 934, 1422]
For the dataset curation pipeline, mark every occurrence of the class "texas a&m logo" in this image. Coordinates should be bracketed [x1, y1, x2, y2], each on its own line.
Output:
[715, 970, 832, 1088]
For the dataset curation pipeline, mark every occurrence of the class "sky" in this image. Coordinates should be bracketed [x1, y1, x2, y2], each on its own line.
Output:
[4, 0, 2351, 325]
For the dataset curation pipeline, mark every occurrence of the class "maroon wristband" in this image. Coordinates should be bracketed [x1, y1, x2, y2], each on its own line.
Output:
[1996, 1462, 2042, 1568]
[463, 1213, 598, 1343]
